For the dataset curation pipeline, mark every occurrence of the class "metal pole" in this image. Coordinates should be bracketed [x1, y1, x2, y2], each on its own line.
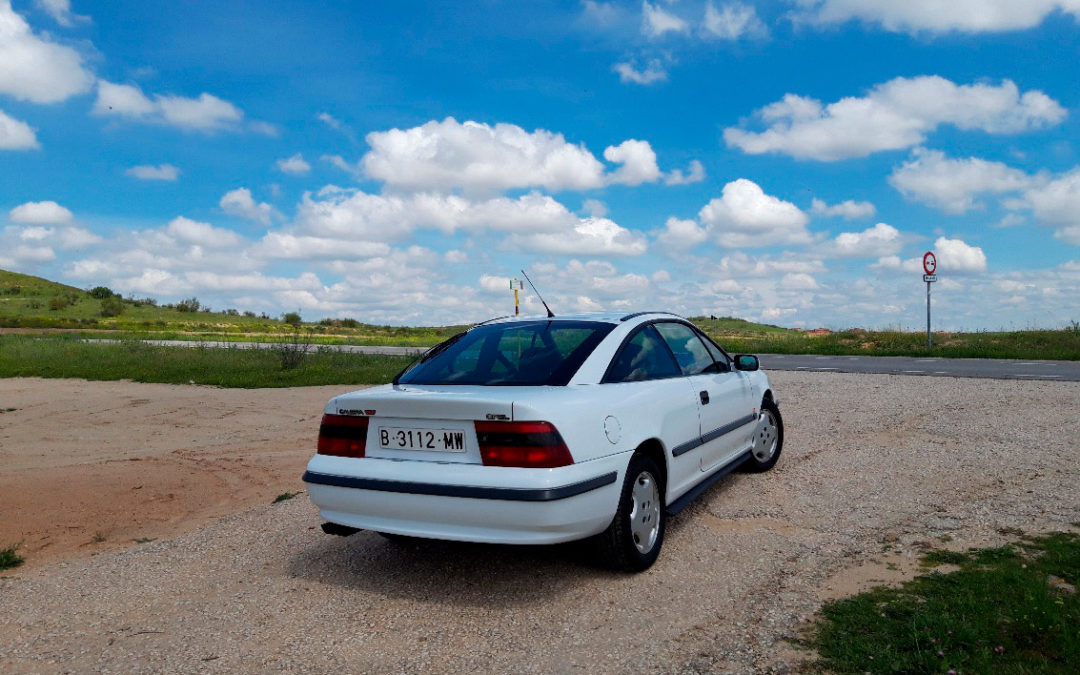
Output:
[926, 280, 931, 348]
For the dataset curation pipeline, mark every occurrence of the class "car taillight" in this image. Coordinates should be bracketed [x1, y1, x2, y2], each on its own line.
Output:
[474, 420, 573, 468]
[317, 414, 368, 458]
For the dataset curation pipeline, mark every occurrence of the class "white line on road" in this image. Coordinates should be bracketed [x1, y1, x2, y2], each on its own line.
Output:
[902, 370, 925, 374]
[1017, 362, 1054, 366]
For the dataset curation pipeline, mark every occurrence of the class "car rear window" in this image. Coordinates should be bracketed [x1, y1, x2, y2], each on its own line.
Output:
[397, 320, 615, 386]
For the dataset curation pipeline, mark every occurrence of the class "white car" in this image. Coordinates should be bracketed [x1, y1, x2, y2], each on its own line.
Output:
[303, 311, 782, 571]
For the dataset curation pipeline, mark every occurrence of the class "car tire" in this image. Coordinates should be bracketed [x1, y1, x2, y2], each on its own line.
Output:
[743, 399, 783, 473]
[596, 453, 665, 572]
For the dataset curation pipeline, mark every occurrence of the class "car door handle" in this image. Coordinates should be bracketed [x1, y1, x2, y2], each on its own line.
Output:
[699, 390, 710, 405]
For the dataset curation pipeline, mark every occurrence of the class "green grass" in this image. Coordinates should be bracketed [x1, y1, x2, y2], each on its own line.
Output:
[801, 531, 1080, 673]
[714, 327, 1080, 360]
[0, 335, 413, 388]
[0, 544, 24, 570]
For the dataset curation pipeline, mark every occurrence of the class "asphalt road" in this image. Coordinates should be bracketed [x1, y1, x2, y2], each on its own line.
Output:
[87, 339, 1080, 382]
[758, 353, 1080, 381]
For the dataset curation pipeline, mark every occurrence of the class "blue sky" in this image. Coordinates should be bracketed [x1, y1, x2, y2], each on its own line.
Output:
[1, 0, 1078, 329]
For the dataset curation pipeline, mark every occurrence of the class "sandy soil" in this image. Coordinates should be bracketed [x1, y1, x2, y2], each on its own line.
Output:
[0, 378, 353, 566]
[1, 373, 1077, 674]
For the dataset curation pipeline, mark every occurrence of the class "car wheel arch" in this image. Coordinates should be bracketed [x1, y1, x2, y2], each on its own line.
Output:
[632, 438, 668, 498]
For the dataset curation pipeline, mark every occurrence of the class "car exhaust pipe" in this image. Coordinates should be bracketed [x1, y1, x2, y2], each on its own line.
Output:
[321, 522, 361, 537]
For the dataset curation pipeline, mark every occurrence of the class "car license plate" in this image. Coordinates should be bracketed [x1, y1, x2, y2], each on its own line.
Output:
[378, 427, 466, 452]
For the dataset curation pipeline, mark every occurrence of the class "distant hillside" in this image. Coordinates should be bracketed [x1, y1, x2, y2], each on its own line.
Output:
[689, 315, 795, 336]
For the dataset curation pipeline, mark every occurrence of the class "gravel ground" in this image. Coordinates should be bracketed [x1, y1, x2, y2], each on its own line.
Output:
[1, 371, 1078, 674]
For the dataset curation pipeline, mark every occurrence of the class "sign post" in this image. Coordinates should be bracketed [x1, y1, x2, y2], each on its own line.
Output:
[922, 251, 937, 348]
[510, 278, 524, 315]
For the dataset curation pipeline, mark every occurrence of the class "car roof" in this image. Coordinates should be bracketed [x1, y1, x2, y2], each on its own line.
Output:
[479, 311, 684, 326]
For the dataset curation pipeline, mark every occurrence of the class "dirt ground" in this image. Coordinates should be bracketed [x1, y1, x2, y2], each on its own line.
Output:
[0, 373, 1077, 673]
[0, 378, 348, 567]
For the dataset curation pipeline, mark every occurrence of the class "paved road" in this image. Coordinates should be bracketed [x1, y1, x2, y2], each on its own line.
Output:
[758, 353, 1080, 381]
[86, 339, 1079, 382]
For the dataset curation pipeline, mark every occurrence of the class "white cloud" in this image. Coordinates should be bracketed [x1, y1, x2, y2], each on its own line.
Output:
[93, 81, 245, 132]
[723, 76, 1066, 161]
[810, 197, 875, 219]
[889, 148, 1032, 213]
[276, 153, 311, 175]
[126, 164, 180, 181]
[582, 199, 608, 218]
[0, 108, 38, 149]
[642, 1, 688, 37]
[665, 159, 705, 185]
[603, 139, 662, 185]
[507, 217, 648, 257]
[795, 0, 1080, 34]
[1021, 167, 1080, 238]
[657, 216, 708, 250]
[362, 118, 607, 192]
[9, 200, 73, 224]
[220, 188, 277, 225]
[254, 233, 390, 260]
[933, 236, 987, 273]
[698, 179, 812, 247]
[831, 223, 902, 258]
[781, 272, 818, 290]
[35, 0, 89, 26]
[703, 2, 767, 39]
[165, 216, 245, 248]
[613, 59, 668, 85]
[0, 0, 94, 103]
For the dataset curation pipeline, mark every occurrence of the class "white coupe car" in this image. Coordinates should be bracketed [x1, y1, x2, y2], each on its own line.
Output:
[303, 311, 782, 571]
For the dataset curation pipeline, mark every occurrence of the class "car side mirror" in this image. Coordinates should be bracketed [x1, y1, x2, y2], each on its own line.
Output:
[734, 354, 759, 371]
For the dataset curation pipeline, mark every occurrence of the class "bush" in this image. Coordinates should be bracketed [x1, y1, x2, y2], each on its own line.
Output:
[276, 329, 313, 370]
[175, 297, 201, 312]
[2, 284, 21, 295]
[48, 294, 76, 311]
[282, 311, 302, 327]
[88, 286, 116, 299]
[99, 296, 125, 317]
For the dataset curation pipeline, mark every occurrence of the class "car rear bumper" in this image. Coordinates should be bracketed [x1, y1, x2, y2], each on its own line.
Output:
[303, 453, 628, 545]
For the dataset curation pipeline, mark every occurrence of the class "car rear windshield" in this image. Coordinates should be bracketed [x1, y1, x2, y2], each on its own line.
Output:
[397, 320, 615, 386]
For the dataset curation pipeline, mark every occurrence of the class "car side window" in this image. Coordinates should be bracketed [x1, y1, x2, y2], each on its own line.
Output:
[603, 325, 681, 383]
[699, 332, 731, 372]
[653, 322, 716, 376]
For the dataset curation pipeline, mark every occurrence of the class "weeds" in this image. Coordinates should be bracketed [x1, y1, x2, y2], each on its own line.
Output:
[0, 544, 24, 570]
[0, 335, 412, 387]
[801, 531, 1080, 673]
[273, 491, 301, 503]
[275, 329, 313, 371]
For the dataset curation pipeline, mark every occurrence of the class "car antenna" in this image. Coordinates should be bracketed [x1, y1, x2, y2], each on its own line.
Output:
[520, 269, 555, 318]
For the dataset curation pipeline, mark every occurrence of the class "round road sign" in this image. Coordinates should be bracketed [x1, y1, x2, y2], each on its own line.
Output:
[923, 251, 937, 275]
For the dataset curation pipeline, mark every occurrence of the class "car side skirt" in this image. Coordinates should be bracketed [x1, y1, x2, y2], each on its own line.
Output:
[302, 470, 617, 502]
[665, 449, 752, 516]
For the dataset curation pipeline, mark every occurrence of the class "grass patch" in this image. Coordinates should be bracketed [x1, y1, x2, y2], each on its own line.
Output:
[273, 491, 301, 503]
[0, 335, 413, 388]
[716, 328, 1080, 361]
[801, 531, 1080, 673]
[0, 544, 24, 570]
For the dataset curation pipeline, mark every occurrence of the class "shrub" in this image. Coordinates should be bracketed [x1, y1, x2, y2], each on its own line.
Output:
[99, 296, 125, 317]
[49, 294, 75, 311]
[175, 297, 201, 312]
[282, 311, 302, 327]
[2, 284, 21, 295]
[276, 329, 313, 370]
[88, 286, 116, 299]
